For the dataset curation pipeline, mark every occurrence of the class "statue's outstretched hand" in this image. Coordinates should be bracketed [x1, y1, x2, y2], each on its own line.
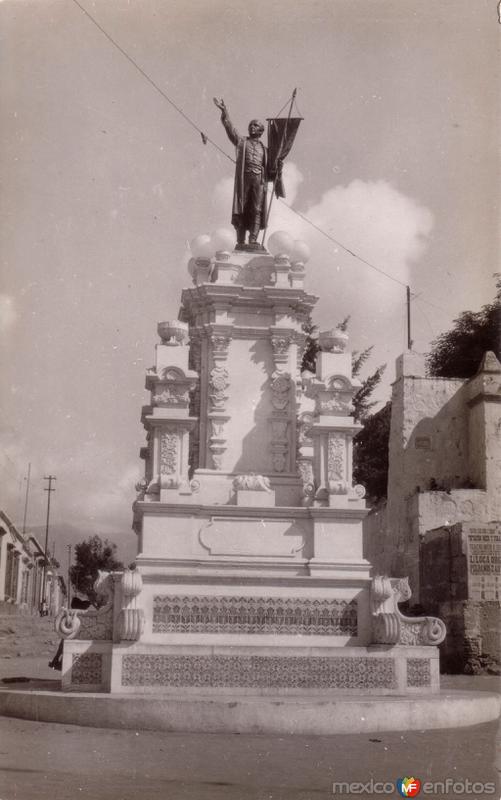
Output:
[213, 97, 227, 113]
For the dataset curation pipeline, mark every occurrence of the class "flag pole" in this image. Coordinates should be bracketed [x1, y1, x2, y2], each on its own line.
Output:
[261, 89, 297, 247]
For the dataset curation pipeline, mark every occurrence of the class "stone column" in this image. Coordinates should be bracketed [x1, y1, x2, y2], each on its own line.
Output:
[139, 320, 199, 501]
[296, 412, 315, 505]
[269, 329, 295, 475]
[206, 327, 232, 470]
[305, 327, 365, 508]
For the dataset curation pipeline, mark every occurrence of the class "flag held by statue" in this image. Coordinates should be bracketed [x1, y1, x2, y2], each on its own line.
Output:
[266, 117, 302, 198]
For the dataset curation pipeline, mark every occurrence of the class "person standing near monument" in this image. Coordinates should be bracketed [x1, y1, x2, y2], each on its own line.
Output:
[213, 97, 268, 250]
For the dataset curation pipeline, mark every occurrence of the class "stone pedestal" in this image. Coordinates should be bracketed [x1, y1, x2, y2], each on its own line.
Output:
[58, 247, 446, 696]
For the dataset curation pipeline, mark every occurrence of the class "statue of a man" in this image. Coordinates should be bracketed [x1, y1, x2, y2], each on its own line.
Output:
[214, 98, 269, 250]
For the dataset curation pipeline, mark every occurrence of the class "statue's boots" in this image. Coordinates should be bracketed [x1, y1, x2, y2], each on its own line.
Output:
[248, 223, 261, 248]
[236, 225, 246, 245]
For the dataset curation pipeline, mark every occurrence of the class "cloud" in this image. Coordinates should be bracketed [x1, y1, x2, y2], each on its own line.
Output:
[211, 164, 434, 390]
[0, 426, 139, 544]
[76, 463, 139, 530]
[213, 164, 432, 281]
[0, 294, 17, 331]
[266, 166, 433, 281]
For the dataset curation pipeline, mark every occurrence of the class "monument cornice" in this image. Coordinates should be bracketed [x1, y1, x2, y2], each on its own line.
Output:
[134, 501, 369, 521]
[142, 415, 198, 429]
[129, 566, 372, 589]
[310, 420, 362, 435]
[180, 284, 318, 310]
[135, 556, 311, 575]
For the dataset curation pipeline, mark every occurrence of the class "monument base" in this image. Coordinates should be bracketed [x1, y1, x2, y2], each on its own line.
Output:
[0, 686, 498, 735]
[60, 640, 439, 696]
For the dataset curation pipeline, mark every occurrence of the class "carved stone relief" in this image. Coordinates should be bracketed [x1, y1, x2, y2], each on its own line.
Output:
[327, 433, 348, 494]
[272, 453, 287, 473]
[318, 395, 353, 416]
[208, 366, 229, 410]
[211, 335, 231, 360]
[297, 459, 315, 502]
[207, 412, 230, 472]
[271, 420, 288, 441]
[233, 474, 271, 492]
[160, 431, 178, 475]
[153, 386, 189, 407]
[270, 335, 293, 368]
[269, 371, 292, 473]
[270, 372, 291, 410]
[297, 413, 314, 447]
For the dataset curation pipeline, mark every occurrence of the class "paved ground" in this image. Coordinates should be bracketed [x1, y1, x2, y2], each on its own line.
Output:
[0, 657, 500, 800]
[1, 712, 499, 800]
[0, 614, 58, 661]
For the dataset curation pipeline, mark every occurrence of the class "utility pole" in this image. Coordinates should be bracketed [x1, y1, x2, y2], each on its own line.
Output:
[21, 462, 31, 537]
[406, 285, 413, 351]
[41, 475, 56, 614]
[67, 544, 72, 607]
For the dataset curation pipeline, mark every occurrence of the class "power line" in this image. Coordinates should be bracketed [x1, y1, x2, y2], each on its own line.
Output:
[71, 0, 448, 318]
[71, 0, 234, 165]
[415, 297, 439, 338]
[278, 199, 409, 289]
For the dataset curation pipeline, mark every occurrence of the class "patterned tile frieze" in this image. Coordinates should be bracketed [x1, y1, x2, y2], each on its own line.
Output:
[152, 595, 358, 636]
[406, 658, 431, 687]
[77, 607, 113, 641]
[71, 653, 103, 685]
[121, 654, 396, 689]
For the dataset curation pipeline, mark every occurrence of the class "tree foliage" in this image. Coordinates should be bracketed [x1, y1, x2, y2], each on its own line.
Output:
[300, 319, 320, 374]
[351, 347, 387, 422]
[69, 535, 123, 604]
[426, 275, 500, 378]
[353, 402, 391, 503]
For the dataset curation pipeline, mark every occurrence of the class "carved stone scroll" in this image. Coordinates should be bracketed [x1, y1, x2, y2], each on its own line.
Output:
[118, 569, 144, 642]
[371, 576, 446, 646]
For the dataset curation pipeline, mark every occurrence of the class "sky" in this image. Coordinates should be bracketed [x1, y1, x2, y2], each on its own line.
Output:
[1, 0, 499, 566]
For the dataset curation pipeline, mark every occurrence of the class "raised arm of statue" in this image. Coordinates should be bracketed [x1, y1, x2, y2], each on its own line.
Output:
[213, 97, 240, 147]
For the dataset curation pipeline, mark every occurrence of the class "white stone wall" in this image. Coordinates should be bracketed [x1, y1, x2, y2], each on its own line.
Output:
[224, 336, 276, 474]
[367, 351, 501, 601]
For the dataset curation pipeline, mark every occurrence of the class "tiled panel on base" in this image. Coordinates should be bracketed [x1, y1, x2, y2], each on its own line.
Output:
[62, 641, 112, 692]
[121, 653, 395, 690]
[406, 657, 432, 688]
[152, 595, 358, 636]
[71, 653, 103, 685]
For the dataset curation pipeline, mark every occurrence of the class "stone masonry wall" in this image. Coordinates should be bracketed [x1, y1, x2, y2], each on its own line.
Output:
[368, 351, 501, 602]
[420, 523, 501, 673]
